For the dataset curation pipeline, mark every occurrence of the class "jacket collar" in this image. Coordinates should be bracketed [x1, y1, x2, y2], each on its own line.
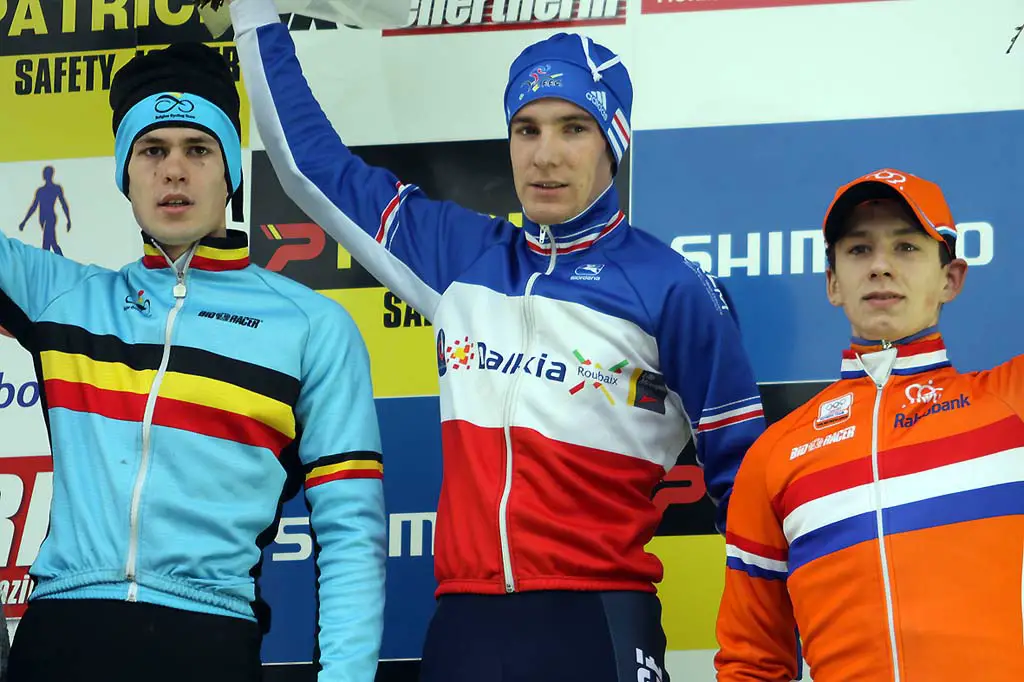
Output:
[840, 326, 951, 380]
[521, 183, 626, 256]
[141, 229, 250, 272]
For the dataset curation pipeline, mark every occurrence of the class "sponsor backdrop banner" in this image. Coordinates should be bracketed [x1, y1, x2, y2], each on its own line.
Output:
[630, 110, 1023, 384]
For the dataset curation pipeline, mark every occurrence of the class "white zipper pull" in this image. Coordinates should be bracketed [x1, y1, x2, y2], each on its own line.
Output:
[173, 244, 199, 299]
[173, 271, 186, 299]
[544, 225, 558, 274]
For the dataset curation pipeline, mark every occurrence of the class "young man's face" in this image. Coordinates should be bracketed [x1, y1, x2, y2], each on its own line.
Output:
[509, 98, 613, 226]
[826, 200, 967, 342]
[127, 127, 229, 250]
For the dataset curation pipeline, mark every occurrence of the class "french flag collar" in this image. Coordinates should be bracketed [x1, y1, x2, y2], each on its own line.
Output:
[522, 183, 626, 256]
[840, 326, 952, 379]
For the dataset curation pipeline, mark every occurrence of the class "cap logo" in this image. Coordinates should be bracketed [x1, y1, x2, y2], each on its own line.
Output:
[586, 89, 608, 120]
[154, 93, 195, 116]
[519, 64, 563, 101]
[864, 169, 907, 188]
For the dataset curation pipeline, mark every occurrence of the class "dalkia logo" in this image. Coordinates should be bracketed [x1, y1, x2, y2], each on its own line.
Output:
[436, 330, 668, 413]
[383, 0, 626, 36]
[436, 329, 568, 381]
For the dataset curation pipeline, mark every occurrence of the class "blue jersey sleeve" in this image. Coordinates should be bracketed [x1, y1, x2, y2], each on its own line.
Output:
[292, 294, 386, 682]
[231, 0, 513, 321]
[657, 259, 766, 534]
[0, 228, 98, 334]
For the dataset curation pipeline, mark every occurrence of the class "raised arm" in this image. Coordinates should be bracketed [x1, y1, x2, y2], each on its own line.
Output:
[975, 354, 1024, 420]
[0, 228, 97, 341]
[230, 0, 514, 320]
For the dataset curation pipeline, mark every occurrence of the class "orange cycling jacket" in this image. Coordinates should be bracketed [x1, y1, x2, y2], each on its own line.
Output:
[715, 329, 1024, 681]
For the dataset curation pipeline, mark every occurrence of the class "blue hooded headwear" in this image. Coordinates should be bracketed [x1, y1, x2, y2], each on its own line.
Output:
[503, 32, 633, 169]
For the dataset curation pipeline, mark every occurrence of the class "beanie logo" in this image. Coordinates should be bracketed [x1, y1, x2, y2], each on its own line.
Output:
[586, 90, 608, 120]
[154, 94, 195, 115]
[519, 64, 563, 101]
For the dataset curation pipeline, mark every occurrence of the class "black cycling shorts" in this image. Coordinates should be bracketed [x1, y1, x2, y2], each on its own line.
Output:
[419, 590, 670, 682]
[8, 598, 263, 682]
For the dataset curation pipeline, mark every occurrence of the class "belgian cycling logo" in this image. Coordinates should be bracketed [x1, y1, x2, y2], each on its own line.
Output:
[124, 289, 151, 315]
[154, 94, 195, 114]
[569, 350, 627, 404]
[902, 380, 943, 407]
[813, 392, 853, 430]
[154, 93, 197, 124]
[519, 65, 563, 100]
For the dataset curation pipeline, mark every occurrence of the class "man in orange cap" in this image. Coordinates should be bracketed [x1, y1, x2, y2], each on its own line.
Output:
[712, 168, 1024, 681]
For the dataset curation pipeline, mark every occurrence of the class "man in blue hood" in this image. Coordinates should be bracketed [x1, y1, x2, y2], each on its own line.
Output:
[225, 0, 766, 679]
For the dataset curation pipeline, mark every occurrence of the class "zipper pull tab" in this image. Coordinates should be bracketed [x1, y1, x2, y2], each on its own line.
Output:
[173, 272, 186, 299]
[882, 339, 893, 350]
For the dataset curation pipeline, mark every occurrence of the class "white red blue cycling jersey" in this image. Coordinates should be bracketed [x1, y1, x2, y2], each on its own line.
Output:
[232, 0, 766, 597]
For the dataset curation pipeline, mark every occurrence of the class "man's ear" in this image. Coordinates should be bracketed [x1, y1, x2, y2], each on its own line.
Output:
[825, 266, 844, 308]
[940, 257, 968, 304]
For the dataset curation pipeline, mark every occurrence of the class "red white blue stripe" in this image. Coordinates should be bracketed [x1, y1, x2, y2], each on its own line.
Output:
[698, 395, 764, 434]
[606, 108, 631, 162]
[525, 211, 626, 255]
[841, 338, 950, 379]
[779, 416, 1024, 574]
[375, 181, 415, 248]
[726, 532, 789, 581]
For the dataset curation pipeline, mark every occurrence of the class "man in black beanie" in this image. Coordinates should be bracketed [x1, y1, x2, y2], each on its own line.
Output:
[109, 41, 246, 241]
[1, 42, 387, 682]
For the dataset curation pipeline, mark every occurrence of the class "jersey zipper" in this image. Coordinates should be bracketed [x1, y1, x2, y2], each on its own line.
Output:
[868, 353, 901, 682]
[497, 225, 558, 593]
[125, 250, 193, 601]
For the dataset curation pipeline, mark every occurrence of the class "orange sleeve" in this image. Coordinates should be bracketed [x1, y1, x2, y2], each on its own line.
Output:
[714, 430, 799, 682]
[976, 354, 1024, 416]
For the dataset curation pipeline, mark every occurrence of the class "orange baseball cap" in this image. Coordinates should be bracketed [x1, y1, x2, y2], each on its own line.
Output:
[823, 168, 957, 255]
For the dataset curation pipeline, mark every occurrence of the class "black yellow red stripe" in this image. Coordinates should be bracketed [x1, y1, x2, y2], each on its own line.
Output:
[305, 452, 384, 489]
[141, 233, 249, 271]
[35, 322, 300, 455]
[36, 322, 300, 406]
